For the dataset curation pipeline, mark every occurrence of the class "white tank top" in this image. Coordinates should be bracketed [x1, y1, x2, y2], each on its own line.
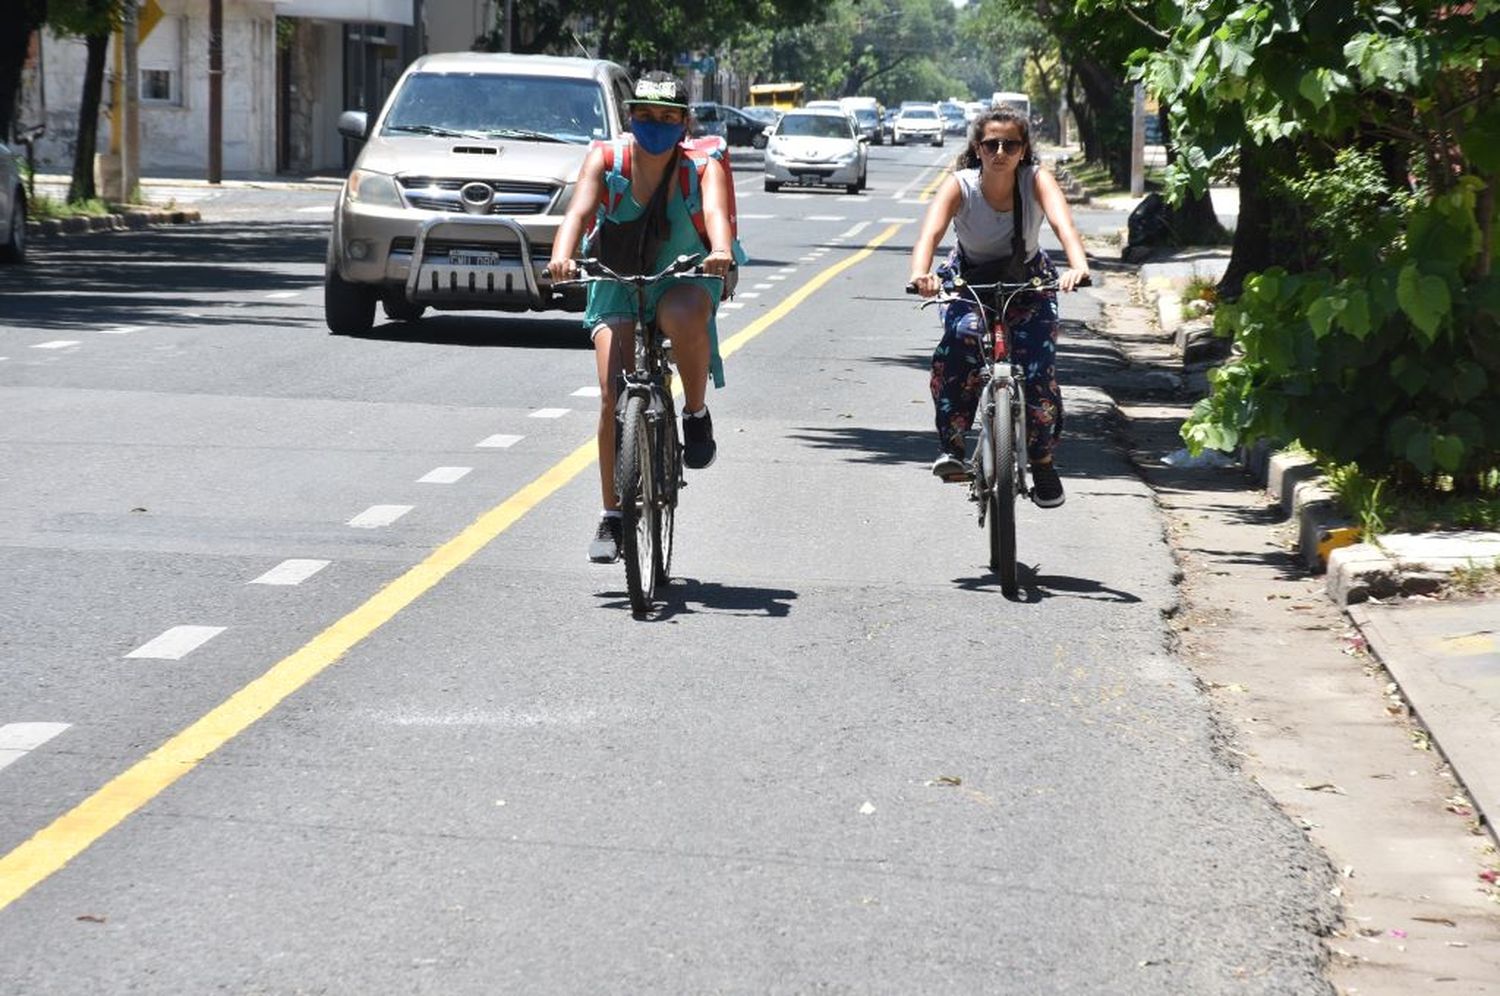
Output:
[951, 165, 1044, 265]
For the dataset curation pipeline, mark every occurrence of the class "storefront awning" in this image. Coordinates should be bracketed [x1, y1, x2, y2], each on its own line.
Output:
[273, 0, 414, 25]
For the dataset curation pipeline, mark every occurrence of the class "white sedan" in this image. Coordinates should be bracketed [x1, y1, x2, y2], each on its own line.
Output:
[892, 105, 944, 147]
[763, 108, 869, 195]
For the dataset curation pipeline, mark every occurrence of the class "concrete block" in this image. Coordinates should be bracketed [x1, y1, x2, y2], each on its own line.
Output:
[1266, 451, 1318, 514]
[1327, 543, 1401, 604]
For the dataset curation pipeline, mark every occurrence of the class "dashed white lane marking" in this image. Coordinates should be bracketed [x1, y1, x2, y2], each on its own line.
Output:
[249, 559, 330, 586]
[476, 433, 523, 448]
[767, 275, 788, 281]
[837, 196, 864, 203]
[570, 385, 602, 397]
[529, 407, 570, 419]
[348, 505, 414, 528]
[739, 213, 775, 220]
[898, 198, 927, 205]
[97, 325, 146, 335]
[752, 283, 773, 290]
[265, 291, 300, 300]
[806, 215, 845, 221]
[839, 221, 871, 239]
[880, 217, 917, 224]
[296, 205, 333, 213]
[779, 193, 812, 199]
[721, 301, 745, 310]
[126, 626, 227, 660]
[31, 341, 80, 350]
[418, 466, 473, 484]
[777, 267, 798, 274]
[0, 723, 72, 773]
[736, 292, 761, 299]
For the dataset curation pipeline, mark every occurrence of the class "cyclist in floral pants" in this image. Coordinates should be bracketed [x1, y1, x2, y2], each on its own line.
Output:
[909, 108, 1090, 508]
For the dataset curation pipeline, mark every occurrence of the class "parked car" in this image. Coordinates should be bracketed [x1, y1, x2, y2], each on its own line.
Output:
[763, 107, 868, 194]
[325, 52, 633, 334]
[690, 102, 765, 147]
[842, 102, 884, 145]
[891, 104, 944, 146]
[0, 142, 25, 264]
[938, 101, 969, 136]
[739, 105, 781, 149]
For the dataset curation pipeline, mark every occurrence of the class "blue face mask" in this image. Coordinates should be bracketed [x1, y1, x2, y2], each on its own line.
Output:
[632, 118, 685, 155]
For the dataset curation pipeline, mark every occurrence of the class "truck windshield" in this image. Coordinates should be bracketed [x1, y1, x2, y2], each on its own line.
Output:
[383, 73, 606, 144]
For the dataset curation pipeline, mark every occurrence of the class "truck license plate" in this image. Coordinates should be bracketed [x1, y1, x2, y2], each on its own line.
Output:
[449, 249, 500, 267]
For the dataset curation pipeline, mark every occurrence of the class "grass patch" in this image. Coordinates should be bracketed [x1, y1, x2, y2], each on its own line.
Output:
[1324, 462, 1500, 539]
[1178, 274, 1219, 321]
[29, 194, 115, 220]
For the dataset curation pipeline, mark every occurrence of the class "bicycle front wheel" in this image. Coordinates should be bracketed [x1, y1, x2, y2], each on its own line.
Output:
[986, 382, 1018, 595]
[618, 395, 657, 615]
[654, 400, 680, 587]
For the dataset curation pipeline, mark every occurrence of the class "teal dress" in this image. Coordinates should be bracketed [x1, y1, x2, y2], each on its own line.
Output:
[583, 185, 727, 388]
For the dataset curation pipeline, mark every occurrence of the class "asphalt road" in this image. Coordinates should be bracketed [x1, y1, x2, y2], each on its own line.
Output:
[1, 142, 1330, 993]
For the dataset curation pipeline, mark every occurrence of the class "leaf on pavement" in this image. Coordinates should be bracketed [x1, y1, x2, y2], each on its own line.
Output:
[1297, 782, 1346, 794]
[925, 775, 962, 787]
[1412, 916, 1456, 927]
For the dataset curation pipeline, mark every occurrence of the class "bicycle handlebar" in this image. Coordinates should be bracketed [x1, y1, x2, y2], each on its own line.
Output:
[904, 273, 1092, 296]
[551, 253, 711, 291]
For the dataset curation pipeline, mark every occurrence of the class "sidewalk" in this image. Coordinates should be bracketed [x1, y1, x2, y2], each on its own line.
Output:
[1088, 253, 1500, 989]
[1099, 243, 1500, 855]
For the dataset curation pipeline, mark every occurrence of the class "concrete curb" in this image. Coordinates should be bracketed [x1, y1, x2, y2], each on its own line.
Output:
[27, 208, 201, 237]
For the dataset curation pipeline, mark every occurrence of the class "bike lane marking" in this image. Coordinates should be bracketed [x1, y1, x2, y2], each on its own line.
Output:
[0, 220, 904, 913]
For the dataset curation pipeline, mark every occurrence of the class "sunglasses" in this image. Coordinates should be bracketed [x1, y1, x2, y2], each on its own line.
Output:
[978, 138, 1025, 155]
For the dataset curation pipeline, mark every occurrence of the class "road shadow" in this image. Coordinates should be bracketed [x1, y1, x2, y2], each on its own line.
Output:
[595, 577, 798, 620]
[786, 425, 933, 467]
[341, 314, 591, 350]
[954, 563, 1143, 604]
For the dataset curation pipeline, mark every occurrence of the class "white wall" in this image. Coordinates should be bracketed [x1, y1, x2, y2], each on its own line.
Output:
[424, 0, 491, 55]
[35, 0, 280, 177]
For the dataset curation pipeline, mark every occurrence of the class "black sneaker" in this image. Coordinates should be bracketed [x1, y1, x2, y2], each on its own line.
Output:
[1030, 462, 1065, 508]
[683, 409, 717, 469]
[588, 516, 622, 563]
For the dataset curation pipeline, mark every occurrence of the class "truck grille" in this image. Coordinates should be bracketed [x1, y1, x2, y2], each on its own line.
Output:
[398, 177, 557, 216]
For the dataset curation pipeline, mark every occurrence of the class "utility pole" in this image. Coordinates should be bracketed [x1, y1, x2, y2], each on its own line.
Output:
[1129, 82, 1146, 197]
[208, 0, 223, 183]
[503, 0, 513, 52]
[121, 0, 139, 202]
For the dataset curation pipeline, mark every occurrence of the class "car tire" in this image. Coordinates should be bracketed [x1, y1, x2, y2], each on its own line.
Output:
[857, 169, 867, 192]
[0, 191, 26, 265]
[381, 291, 426, 323]
[324, 266, 376, 335]
[764, 179, 781, 193]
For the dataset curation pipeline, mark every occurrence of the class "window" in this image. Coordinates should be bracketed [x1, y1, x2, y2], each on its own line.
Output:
[138, 16, 182, 105]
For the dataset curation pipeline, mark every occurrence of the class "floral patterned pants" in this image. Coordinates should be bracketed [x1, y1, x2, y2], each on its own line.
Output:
[930, 251, 1062, 463]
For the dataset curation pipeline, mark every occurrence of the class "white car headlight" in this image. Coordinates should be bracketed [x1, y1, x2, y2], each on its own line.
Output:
[347, 169, 403, 208]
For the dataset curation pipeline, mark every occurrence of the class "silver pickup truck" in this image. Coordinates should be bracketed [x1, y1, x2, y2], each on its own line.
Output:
[324, 53, 634, 334]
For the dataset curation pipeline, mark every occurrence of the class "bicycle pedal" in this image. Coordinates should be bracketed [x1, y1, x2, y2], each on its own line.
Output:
[940, 470, 974, 484]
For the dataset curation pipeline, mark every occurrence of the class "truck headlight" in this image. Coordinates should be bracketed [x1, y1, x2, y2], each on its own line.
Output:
[347, 169, 403, 208]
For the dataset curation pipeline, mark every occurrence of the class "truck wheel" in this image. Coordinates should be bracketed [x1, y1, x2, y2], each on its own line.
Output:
[381, 291, 426, 323]
[324, 267, 376, 335]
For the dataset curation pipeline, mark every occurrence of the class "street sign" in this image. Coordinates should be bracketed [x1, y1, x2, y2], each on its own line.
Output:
[138, 0, 164, 41]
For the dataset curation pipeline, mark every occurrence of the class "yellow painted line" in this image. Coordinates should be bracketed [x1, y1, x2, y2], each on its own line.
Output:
[0, 222, 906, 912]
[720, 222, 903, 359]
[917, 164, 949, 202]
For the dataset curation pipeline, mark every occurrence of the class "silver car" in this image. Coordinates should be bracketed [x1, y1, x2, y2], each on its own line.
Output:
[1, 142, 25, 264]
[763, 108, 868, 195]
[325, 53, 633, 334]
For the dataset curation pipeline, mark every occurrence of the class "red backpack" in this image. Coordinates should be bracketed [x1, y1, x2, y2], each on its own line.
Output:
[592, 135, 747, 297]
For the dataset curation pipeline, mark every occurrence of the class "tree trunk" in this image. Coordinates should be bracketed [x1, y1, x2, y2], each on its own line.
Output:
[1069, 55, 1128, 185]
[1220, 139, 1300, 300]
[0, 3, 48, 141]
[69, 33, 108, 203]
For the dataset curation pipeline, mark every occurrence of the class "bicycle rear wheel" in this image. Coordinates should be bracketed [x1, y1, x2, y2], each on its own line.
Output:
[654, 399, 680, 586]
[618, 395, 657, 615]
[986, 383, 1018, 595]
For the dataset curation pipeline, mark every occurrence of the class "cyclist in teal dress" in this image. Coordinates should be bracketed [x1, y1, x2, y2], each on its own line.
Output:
[547, 72, 736, 562]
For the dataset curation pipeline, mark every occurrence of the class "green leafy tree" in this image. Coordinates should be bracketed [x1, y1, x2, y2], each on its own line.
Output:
[49, 0, 127, 203]
[1142, 1, 1500, 488]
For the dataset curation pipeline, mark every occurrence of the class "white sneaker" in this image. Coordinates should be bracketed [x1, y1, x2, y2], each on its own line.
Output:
[931, 453, 968, 480]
